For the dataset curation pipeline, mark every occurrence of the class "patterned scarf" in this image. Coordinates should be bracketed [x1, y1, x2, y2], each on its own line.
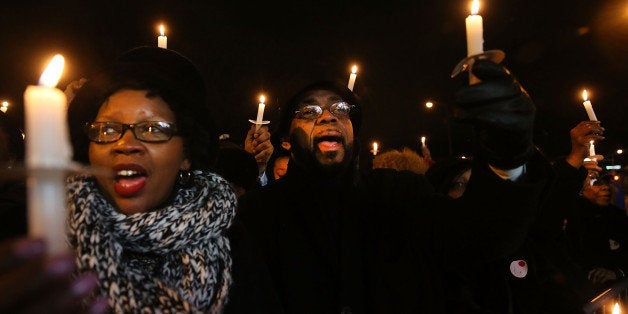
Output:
[67, 170, 236, 313]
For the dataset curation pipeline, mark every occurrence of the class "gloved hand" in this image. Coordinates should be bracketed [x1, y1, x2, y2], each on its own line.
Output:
[454, 59, 536, 169]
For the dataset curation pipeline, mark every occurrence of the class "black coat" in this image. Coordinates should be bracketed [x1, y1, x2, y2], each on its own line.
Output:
[239, 152, 553, 314]
[223, 218, 283, 314]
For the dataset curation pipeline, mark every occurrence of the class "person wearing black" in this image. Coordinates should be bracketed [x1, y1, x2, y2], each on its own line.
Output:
[567, 172, 628, 292]
[238, 60, 554, 313]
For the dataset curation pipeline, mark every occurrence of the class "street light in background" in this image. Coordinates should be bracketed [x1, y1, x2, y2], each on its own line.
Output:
[424, 100, 453, 156]
[0, 101, 8, 113]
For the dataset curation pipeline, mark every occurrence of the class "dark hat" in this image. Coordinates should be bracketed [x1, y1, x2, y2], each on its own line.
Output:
[68, 46, 217, 169]
[275, 80, 362, 139]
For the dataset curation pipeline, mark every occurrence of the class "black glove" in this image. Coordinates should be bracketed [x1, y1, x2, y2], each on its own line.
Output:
[454, 59, 536, 169]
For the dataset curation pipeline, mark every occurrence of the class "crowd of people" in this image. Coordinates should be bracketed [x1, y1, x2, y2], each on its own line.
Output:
[0, 45, 626, 313]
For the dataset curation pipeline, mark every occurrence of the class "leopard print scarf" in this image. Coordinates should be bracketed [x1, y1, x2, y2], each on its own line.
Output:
[67, 170, 236, 313]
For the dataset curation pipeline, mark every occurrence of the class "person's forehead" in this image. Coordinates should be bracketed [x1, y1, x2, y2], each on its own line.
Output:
[299, 89, 343, 103]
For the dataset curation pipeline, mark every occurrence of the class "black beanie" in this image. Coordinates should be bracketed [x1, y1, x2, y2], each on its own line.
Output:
[275, 80, 362, 140]
[68, 46, 217, 169]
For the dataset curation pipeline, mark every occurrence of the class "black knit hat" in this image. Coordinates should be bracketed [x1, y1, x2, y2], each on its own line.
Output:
[275, 80, 362, 139]
[68, 46, 217, 169]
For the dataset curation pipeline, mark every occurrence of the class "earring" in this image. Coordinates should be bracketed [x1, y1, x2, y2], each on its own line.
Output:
[178, 169, 193, 187]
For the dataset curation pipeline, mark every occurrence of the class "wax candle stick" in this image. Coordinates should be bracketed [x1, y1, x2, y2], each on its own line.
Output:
[158, 24, 167, 49]
[255, 95, 265, 131]
[582, 90, 598, 121]
[465, 0, 484, 57]
[24, 54, 71, 254]
[589, 140, 596, 157]
[347, 65, 357, 91]
[465, 0, 484, 85]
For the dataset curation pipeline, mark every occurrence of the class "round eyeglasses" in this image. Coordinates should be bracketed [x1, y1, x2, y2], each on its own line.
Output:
[294, 101, 353, 120]
[84, 121, 178, 143]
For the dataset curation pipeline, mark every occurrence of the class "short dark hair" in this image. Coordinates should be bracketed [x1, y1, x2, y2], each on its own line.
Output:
[67, 46, 218, 170]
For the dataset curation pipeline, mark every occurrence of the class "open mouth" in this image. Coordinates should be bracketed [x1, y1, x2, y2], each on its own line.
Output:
[315, 135, 344, 152]
[113, 166, 148, 197]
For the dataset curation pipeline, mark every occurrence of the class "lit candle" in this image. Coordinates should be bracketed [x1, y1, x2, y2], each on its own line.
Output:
[372, 142, 379, 156]
[421, 136, 427, 147]
[255, 95, 266, 131]
[582, 90, 598, 121]
[158, 24, 168, 49]
[589, 140, 596, 157]
[465, 0, 484, 57]
[24, 54, 71, 254]
[612, 302, 620, 314]
[347, 65, 358, 91]
[0, 101, 8, 113]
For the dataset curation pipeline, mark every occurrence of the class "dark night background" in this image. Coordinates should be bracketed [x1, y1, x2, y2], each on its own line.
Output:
[0, 0, 626, 167]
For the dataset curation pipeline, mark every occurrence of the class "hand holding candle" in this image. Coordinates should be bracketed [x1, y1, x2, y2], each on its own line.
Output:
[158, 24, 167, 49]
[24, 54, 71, 254]
[582, 90, 598, 121]
[347, 65, 358, 91]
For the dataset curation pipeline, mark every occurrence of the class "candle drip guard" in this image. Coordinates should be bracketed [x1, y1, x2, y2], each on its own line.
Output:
[450, 49, 506, 79]
[248, 119, 270, 126]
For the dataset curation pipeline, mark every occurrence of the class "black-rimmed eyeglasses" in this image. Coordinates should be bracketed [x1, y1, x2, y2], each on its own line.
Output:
[294, 101, 353, 120]
[84, 121, 178, 143]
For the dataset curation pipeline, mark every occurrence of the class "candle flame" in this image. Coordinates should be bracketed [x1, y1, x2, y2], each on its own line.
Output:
[351, 65, 358, 74]
[425, 101, 434, 109]
[590, 140, 594, 145]
[160, 24, 165, 36]
[612, 302, 620, 314]
[471, 0, 480, 15]
[373, 142, 378, 150]
[259, 95, 266, 104]
[582, 89, 589, 101]
[421, 136, 426, 144]
[38, 54, 64, 87]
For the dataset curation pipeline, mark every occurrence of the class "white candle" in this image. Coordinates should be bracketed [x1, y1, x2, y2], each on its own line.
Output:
[158, 24, 168, 49]
[347, 65, 358, 91]
[589, 140, 596, 157]
[582, 90, 598, 121]
[465, 0, 484, 57]
[372, 142, 378, 156]
[421, 136, 427, 147]
[255, 95, 266, 131]
[24, 54, 71, 254]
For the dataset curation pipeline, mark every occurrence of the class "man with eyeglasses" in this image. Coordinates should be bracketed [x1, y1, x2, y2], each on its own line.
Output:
[239, 63, 554, 313]
[565, 171, 628, 291]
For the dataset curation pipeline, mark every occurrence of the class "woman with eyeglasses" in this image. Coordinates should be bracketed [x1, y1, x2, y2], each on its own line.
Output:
[0, 47, 280, 313]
